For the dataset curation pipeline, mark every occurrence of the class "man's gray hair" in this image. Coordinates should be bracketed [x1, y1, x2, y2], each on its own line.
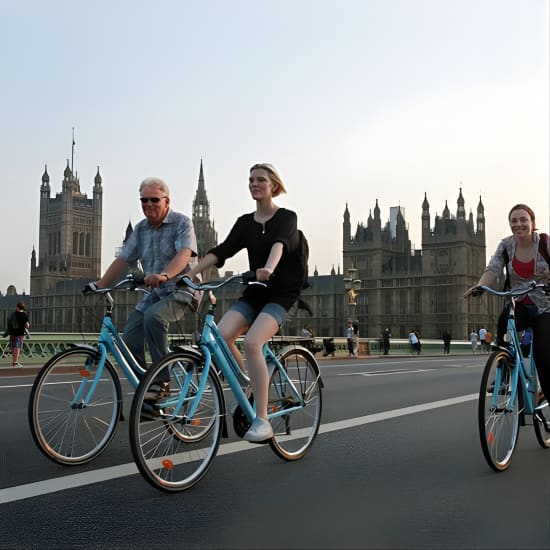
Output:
[139, 177, 170, 197]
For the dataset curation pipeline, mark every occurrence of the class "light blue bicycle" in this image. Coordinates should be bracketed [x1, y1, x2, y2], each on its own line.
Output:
[129, 272, 324, 492]
[28, 275, 151, 465]
[474, 281, 550, 471]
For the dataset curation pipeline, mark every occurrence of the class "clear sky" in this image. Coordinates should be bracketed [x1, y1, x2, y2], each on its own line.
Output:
[1, 0, 548, 294]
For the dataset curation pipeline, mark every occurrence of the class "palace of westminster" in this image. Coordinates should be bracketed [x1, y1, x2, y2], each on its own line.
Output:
[0, 157, 500, 341]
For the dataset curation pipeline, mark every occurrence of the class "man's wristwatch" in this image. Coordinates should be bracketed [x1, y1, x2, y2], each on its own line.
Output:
[161, 272, 170, 281]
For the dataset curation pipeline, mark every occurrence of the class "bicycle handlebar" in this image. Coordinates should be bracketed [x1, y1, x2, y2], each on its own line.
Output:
[83, 274, 148, 296]
[471, 280, 550, 298]
[178, 271, 267, 292]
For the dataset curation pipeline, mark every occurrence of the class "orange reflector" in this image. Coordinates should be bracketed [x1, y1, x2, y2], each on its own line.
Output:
[80, 370, 90, 377]
[273, 405, 279, 412]
[190, 419, 201, 426]
[488, 432, 495, 445]
[162, 459, 174, 470]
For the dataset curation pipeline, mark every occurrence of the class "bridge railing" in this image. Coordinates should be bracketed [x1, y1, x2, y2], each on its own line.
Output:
[0, 333, 481, 364]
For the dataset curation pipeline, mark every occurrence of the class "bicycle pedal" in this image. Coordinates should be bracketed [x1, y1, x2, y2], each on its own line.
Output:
[140, 402, 162, 420]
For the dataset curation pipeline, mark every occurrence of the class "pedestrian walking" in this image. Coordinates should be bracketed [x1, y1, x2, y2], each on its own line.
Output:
[442, 330, 451, 354]
[7, 301, 30, 367]
[409, 329, 420, 355]
[469, 329, 479, 354]
[382, 327, 391, 355]
[478, 327, 487, 352]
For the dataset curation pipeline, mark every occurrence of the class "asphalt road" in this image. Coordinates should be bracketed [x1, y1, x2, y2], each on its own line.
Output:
[1, 354, 549, 549]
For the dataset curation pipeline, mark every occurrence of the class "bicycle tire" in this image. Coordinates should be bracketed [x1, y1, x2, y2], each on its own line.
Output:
[129, 349, 224, 492]
[28, 347, 122, 465]
[268, 347, 323, 461]
[478, 350, 520, 471]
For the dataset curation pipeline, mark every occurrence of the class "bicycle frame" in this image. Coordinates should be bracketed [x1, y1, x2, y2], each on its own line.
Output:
[70, 285, 147, 408]
[492, 298, 538, 416]
[162, 274, 308, 425]
[179, 303, 305, 424]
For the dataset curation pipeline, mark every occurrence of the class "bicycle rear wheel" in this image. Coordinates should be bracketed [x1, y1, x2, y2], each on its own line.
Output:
[268, 348, 323, 461]
[129, 350, 223, 492]
[28, 347, 122, 465]
[478, 350, 520, 471]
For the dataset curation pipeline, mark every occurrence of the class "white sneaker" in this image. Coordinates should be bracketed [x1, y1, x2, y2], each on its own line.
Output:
[243, 417, 273, 442]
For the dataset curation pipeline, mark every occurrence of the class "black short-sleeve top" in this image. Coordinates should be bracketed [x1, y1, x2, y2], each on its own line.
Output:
[208, 208, 302, 310]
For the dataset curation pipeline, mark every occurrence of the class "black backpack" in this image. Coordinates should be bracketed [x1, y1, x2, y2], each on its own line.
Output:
[7, 311, 20, 334]
[297, 230, 310, 290]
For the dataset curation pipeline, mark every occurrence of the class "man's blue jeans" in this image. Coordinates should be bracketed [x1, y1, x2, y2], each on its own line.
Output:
[122, 289, 194, 366]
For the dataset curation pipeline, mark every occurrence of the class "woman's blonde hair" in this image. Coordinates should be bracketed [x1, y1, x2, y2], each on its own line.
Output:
[250, 163, 287, 197]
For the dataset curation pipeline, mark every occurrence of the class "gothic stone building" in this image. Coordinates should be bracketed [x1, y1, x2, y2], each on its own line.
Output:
[309, 189, 500, 340]
[2, 161, 499, 341]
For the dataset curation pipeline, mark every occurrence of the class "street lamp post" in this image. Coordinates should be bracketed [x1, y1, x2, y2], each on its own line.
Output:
[343, 266, 362, 336]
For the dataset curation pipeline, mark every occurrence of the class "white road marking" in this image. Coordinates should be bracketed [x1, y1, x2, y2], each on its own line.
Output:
[337, 369, 430, 376]
[0, 393, 477, 504]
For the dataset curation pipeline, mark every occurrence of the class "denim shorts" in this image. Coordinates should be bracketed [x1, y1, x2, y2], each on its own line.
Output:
[230, 300, 287, 327]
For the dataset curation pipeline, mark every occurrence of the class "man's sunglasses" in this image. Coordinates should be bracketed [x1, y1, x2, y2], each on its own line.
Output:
[140, 197, 167, 204]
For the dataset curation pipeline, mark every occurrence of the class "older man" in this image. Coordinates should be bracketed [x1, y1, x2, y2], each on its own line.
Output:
[87, 176, 198, 366]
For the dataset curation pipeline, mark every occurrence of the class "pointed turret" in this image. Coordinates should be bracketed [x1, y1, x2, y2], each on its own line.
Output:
[442, 200, 450, 219]
[421, 192, 430, 240]
[457, 187, 466, 220]
[373, 199, 380, 221]
[40, 164, 50, 197]
[124, 221, 134, 244]
[476, 195, 485, 233]
[343, 203, 351, 245]
[94, 166, 102, 187]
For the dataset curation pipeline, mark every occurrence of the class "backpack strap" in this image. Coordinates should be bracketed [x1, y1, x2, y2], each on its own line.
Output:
[538, 233, 550, 267]
[502, 247, 511, 291]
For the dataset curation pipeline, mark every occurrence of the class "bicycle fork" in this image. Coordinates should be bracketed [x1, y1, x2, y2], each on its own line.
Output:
[70, 346, 108, 409]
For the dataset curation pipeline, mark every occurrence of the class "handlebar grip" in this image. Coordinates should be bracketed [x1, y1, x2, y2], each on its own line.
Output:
[242, 271, 257, 283]
[82, 282, 99, 295]
[471, 287, 484, 297]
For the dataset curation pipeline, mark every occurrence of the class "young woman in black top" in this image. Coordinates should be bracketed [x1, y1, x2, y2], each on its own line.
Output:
[185, 163, 303, 442]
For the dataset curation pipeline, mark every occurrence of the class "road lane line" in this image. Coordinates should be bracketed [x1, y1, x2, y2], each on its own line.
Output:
[0, 393, 478, 504]
[318, 394, 478, 434]
[338, 369, 430, 376]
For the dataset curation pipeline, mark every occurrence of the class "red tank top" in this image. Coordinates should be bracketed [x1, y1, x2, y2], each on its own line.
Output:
[512, 257, 534, 303]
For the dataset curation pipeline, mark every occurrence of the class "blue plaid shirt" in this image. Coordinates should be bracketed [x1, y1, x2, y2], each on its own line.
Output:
[118, 209, 198, 311]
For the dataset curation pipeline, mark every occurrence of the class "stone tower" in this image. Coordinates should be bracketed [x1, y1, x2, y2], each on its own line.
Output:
[420, 188, 487, 338]
[30, 161, 103, 295]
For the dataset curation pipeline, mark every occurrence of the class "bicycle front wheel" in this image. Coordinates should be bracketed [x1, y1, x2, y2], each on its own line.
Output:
[478, 350, 520, 471]
[129, 350, 224, 492]
[28, 347, 122, 465]
[269, 348, 323, 461]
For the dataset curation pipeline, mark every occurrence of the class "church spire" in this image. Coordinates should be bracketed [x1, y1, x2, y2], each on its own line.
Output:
[198, 158, 205, 188]
[193, 158, 209, 220]
[192, 160, 218, 263]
